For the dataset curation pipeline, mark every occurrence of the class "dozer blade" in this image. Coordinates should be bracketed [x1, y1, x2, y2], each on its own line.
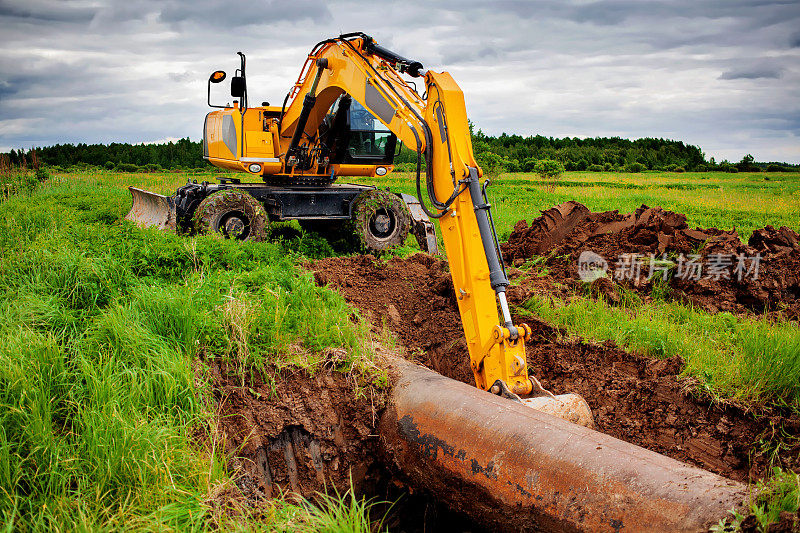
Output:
[125, 187, 177, 231]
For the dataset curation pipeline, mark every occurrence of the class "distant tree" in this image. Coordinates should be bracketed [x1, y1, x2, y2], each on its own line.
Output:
[476, 152, 507, 178]
[534, 159, 564, 191]
[736, 154, 759, 172]
[534, 159, 564, 179]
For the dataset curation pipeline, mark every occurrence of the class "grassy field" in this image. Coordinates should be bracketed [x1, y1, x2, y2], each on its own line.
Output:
[355, 170, 800, 241]
[1, 166, 798, 530]
[0, 168, 386, 530]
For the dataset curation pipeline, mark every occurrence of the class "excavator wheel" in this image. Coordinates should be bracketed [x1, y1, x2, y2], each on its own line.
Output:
[353, 189, 411, 253]
[193, 189, 267, 241]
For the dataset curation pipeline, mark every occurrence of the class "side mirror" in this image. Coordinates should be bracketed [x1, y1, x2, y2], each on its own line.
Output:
[209, 70, 226, 83]
[230, 76, 245, 98]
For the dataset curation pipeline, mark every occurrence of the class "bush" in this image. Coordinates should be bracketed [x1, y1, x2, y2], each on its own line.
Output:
[588, 164, 603, 172]
[504, 158, 521, 173]
[115, 163, 139, 173]
[35, 167, 50, 182]
[476, 152, 508, 177]
[521, 158, 538, 173]
[625, 162, 646, 173]
[533, 159, 565, 180]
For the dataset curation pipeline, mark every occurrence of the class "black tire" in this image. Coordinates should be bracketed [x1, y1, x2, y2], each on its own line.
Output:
[192, 189, 267, 241]
[353, 190, 411, 252]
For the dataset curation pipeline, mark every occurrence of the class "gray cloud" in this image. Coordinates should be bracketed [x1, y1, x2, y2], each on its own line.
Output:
[0, 0, 798, 163]
[158, 0, 332, 25]
[720, 67, 783, 79]
[0, 0, 96, 22]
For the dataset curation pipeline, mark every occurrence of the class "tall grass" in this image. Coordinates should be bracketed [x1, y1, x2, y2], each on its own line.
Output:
[0, 174, 383, 529]
[521, 294, 800, 405]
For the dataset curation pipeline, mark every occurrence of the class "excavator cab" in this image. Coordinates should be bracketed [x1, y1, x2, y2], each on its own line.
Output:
[323, 95, 397, 166]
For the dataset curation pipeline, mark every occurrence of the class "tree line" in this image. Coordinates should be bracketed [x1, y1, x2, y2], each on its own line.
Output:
[3, 137, 206, 171]
[398, 125, 797, 173]
[3, 131, 797, 173]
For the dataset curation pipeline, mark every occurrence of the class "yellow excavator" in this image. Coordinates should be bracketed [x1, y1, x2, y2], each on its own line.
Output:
[128, 35, 751, 529]
[127, 32, 590, 420]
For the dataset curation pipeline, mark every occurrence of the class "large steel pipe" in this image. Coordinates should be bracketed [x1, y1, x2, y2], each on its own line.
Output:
[379, 359, 747, 532]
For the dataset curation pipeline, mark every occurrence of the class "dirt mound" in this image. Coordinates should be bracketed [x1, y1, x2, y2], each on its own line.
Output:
[311, 254, 800, 483]
[313, 254, 472, 385]
[502, 201, 800, 319]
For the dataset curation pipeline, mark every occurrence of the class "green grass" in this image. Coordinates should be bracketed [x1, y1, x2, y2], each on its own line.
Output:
[2, 166, 799, 530]
[353, 170, 800, 241]
[0, 171, 386, 530]
[209, 485, 392, 533]
[712, 468, 800, 532]
[520, 293, 800, 405]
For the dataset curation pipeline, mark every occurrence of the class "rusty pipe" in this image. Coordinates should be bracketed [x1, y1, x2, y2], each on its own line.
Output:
[379, 358, 746, 532]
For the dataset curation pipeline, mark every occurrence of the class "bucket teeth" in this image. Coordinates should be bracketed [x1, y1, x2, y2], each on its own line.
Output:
[125, 187, 177, 230]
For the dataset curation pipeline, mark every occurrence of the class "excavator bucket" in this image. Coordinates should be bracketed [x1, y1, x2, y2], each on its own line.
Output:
[125, 187, 177, 231]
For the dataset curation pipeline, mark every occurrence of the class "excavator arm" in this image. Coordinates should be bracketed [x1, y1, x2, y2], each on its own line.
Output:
[283, 33, 537, 396]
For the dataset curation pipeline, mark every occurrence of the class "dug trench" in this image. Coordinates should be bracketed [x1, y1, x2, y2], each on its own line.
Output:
[205, 345, 485, 531]
[310, 253, 800, 485]
[210, 223, 799, 531]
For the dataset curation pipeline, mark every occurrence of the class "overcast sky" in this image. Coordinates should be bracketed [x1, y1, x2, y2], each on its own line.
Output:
[1, 0, 798, 163]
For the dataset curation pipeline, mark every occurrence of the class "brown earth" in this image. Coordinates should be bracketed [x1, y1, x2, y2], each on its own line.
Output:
[501, 201, 800, 320]
[204, 351, 486, 532]
[310, 253, 800, 484]
[207, 357, 385, 500]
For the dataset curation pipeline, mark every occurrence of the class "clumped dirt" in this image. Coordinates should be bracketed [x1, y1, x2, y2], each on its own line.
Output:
[311, 253, 800, 483]
[313, 254, 473, 385]
[501, 201, 800, 319]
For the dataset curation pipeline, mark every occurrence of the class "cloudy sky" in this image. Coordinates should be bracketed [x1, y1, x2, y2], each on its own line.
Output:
[1, 0, 798, 163]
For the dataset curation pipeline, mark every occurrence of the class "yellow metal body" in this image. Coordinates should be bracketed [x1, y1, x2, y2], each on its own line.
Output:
[204, 36, 533, 396]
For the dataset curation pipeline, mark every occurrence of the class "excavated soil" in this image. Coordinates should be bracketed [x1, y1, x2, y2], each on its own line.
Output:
[205, 354, 485, 532]
[311, 254, 800, 483]
[208, 358, 385, 500]
[205, 203, 800, 529]
[501, 201, 800, 320]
